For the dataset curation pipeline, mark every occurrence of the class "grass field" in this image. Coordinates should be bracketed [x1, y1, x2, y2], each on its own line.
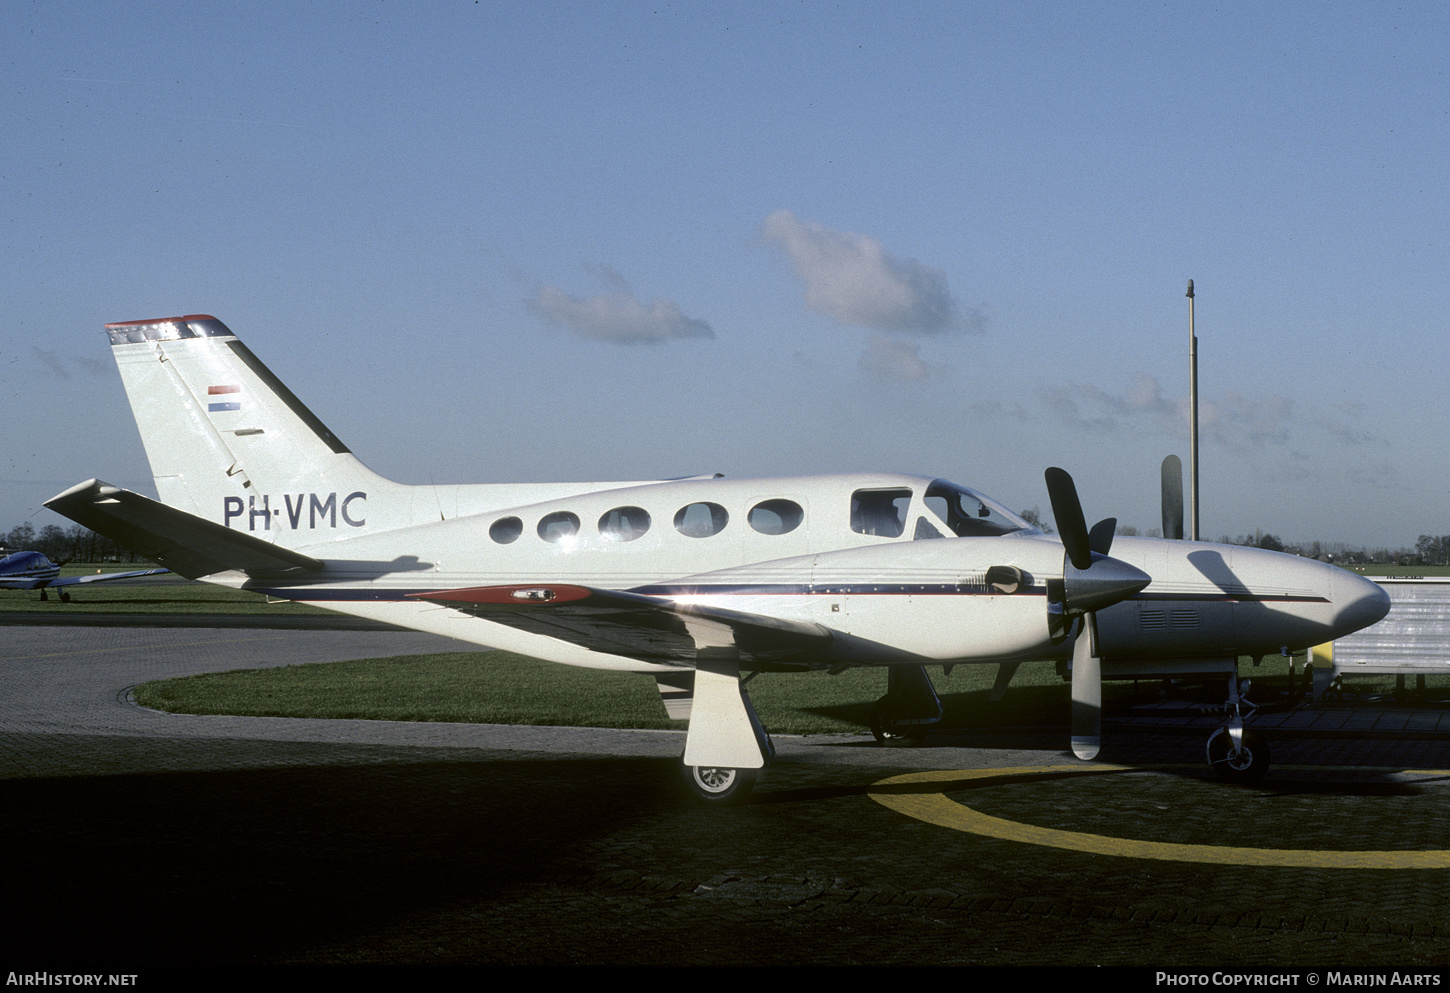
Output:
[131, 651, 1088, 734]
[130, 648, 1342, 735]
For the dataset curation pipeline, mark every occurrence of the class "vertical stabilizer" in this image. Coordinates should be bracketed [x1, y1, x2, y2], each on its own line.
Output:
[106, 315, 404, 543]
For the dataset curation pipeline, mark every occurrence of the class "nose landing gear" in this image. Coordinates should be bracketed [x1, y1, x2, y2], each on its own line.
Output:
[1206, 676, 1270, 783]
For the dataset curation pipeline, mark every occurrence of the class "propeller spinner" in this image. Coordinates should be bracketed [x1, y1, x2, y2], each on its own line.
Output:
[1044, 467, 1152, 760]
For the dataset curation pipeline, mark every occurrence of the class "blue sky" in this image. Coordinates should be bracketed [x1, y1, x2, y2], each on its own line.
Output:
[4, 1, 1447, 549]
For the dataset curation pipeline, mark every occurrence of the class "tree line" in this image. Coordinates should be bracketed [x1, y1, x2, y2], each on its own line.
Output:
[2, 523, 152, 563]
[1417, 534, 1450, 566]
[1021, 511, 1448, 566]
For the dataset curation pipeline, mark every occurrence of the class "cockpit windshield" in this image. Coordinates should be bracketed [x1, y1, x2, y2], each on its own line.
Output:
[923, 479, 1033, 538]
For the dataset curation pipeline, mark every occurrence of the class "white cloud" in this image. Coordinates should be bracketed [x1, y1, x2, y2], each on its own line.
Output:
[858, 336, 942, 382]
[1040, 374, 1182, 434]
[527, 282, 714, 345]
[1040, 374, 1332, 455]
[1311, 401, 1388, 447]
[1199, 392, 1293, 449]
[762, 210, 975, 333]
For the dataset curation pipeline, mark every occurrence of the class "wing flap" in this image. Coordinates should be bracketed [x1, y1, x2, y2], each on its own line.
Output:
[45, 479, 323, 580]
[410, 583, 834, 667]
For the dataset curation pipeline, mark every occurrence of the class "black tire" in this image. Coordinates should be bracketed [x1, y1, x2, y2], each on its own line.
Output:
[1206, 728, 1271, 784]
[681, 762, 757, 804]
[869, 697, 928, 746]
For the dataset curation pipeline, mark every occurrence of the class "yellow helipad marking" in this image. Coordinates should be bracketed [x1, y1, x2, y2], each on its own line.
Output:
[868, 766, 1450, 868]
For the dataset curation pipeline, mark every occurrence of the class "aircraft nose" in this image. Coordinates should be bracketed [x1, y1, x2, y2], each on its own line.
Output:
[1332, 569, 1390, 638]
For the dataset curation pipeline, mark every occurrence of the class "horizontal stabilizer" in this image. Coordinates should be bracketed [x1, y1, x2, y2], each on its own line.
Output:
[411, 583, 833, 667]
[45, 479, 324, 580]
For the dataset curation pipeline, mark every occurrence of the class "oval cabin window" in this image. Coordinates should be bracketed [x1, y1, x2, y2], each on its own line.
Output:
[748, 499, 804, 535]
[599, 506, 651, 542]
[673, 502, 729, 538]
[537, 511, 581, 543]
[490, 517, 523, 544]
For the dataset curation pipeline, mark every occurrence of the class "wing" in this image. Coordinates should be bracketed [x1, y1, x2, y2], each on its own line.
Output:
[409, 584, 834, 668]
[48, 568, 170, 588]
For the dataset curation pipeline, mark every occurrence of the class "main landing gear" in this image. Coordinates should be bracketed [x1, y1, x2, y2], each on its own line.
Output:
[1205, 675, 1271, 784]
[869, 665, 943, 745]
[679, 763, 758, 804]
[676, 656, 773, 805]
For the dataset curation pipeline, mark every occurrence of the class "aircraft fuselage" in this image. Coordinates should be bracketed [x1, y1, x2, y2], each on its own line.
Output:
[213, 472, 1387, 676]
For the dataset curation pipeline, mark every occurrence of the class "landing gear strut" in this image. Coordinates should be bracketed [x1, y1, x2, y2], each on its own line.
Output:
[1206, 675, 1270, 783]
[678, 655, 772, 804]
[1206, 727, 1271, 783]
[870, 665, 943, 746]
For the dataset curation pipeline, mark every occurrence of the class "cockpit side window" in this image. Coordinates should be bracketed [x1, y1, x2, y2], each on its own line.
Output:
[851, 488, 912, 538]
[924, 480, 1030, 537]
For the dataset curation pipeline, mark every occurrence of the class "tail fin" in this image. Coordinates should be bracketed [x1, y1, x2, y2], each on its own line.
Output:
[106, 315, 404, 543]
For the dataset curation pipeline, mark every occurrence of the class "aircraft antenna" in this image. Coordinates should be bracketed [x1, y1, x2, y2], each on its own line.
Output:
[1186, 279, 1200, 540]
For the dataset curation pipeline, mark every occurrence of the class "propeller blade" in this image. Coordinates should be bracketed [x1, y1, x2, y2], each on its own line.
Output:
[1161, 455, 1184, 540]
[1045, 467, 1091, 570]
[1088, 517, 1116, 556]
[1071, 613, 1102, 760]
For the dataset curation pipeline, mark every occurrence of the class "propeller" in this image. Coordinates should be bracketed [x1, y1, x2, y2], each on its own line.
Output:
[1161, 455, 1184, 540]
[1088, 517, 1116, 556]
[1045, 467, 1152, 761]
[1046, 467, 1090, 570]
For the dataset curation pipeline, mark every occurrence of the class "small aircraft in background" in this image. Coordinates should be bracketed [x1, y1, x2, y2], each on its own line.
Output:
[47, 315, 1389, 802]
[0, 549, 167, 601]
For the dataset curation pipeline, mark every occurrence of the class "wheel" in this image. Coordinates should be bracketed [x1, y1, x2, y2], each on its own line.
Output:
[1206, 728, 1271, 784]
[869, 697, 928, 746]
[681, 762, 757, 804]
[59, 591, 71, 603]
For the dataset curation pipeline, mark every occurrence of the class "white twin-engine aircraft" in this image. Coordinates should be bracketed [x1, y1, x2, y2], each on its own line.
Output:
[48, 315, 1390, 802]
